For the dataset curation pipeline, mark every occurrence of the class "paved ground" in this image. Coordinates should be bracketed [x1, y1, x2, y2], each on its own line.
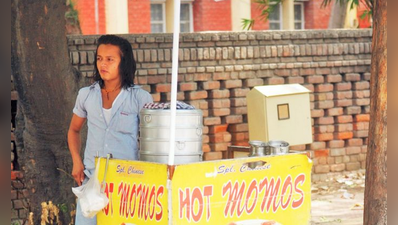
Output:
[311, 170, 365, 225]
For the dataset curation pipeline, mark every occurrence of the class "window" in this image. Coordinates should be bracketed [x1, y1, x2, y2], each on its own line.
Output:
[180, 3, 193, 32]
[268, 2, 305, 30]
[269, 4, 282, 30]
[150, 3, 166, 33]
[294, 3, 304, 29]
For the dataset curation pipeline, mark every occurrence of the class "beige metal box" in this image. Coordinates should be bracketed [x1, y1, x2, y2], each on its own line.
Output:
[246, 84, 313, 146]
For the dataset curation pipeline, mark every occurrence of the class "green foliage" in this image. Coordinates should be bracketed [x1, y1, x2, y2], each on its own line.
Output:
[242, 0, 374, 30]
[242, 0, 282, 30]
[65, 0, 80, 25]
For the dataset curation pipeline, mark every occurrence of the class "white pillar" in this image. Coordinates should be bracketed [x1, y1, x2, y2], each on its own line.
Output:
[231, 0, 251, 31]
[282, 0, 294, 30]
[105, 0, 129, 34]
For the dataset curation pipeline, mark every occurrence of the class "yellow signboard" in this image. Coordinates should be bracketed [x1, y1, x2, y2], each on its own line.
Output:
[97, 154, 312, 225]
[96, 159, 169, 224]
[171, 154, 312, 224]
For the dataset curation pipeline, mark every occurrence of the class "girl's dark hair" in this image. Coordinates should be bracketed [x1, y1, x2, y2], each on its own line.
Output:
[93, 35, 136, 89]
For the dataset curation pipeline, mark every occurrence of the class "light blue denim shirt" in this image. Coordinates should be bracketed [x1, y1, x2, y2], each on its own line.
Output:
[73, 82, 153, 177]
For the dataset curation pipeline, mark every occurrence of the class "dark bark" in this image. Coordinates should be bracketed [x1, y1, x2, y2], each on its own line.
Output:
[364, 0, 387, 224]
[11, 0, 81, 223]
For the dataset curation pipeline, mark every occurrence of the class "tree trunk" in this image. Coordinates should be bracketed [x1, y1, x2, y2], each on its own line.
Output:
[364, 0, 387, 224]
[328, 1, 348, 28]
[11, 0, 81, 223]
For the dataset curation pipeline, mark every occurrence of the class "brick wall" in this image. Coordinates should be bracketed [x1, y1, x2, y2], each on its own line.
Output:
[192, 0, 232, 31]
[128, 0, 151, 33]
[67, 29, 372, 181]
[75, 0, 106, 34]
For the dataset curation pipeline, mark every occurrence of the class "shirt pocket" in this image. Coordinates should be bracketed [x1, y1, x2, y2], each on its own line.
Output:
[116, 111, 137, 134]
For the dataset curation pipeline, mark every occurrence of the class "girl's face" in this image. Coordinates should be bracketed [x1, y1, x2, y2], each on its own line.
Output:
[96, 44, 122, 85]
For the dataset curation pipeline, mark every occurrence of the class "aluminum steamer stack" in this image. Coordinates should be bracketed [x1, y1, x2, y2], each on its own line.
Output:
[139, 102, 203, 164]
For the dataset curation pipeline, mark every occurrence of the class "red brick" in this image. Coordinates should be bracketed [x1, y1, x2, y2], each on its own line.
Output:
[325, 74, 342, 83]
[336, 115, 353, 123]
[315, 84, 333, 92]
[193, 73, 212, 81]
[204, 117, 221, 126]
[202, 81, 220, 90]
[230, 88, 250, 97]
[208, 99, 230, 108]
[353, 81, 370, 90]
[314, 149, 329, 157]
[210, 108, 230, 116]
[222, 80, 242, 89]
[306, 75, 324, 84]
[316, 117, 334, 125]
[186, 91, 208, 100]
[286, 76, 304, 84]
[147, 75, 167, 84]
[335, 123, 353, 132]
[314, 165, 330, 174]
[203, 152, 223, 161]
[354, 130, 369, 138]
[209, 124, 228, 134]
[213, 72, 231, 80]
[231, 107, 247, 115]
[328, 140, 345, 148]
[330, 164, 345, 172]
[346, 147, 361, 155]
[289, 145, 307, 151]
[208, 90, 230, 99]
[209, 132, 232, 143]
[202, 135, 209, 144]
[202, 144, 211, 153]
[151, 93, 161, 102]
[335, 99, 353, 107]
[228, 123, 248, 132]
[354, 98, 370, 106]
[230, 98, 247, 107]
[244, 78, 264, 87]
[224, 115, 243, 124]
[209, 143, 229, 151]
[302, 84, 315, 92]
[314, 133, 334, 141]
[346, 162, 361, 171]
[155, 84, 171, 93]
[354, 90, 370, 98]
[330, 148, 345, 156]
[311, 109, 324, 118]
[265, 77, 285, 85]
[345, 106, 362, 115]
[334, 132, 353, 140]
[231, 132, 247, 141]
[232, 141, 250, 146]
[165, 92, 185, 101]
[308, 142, 326, 150]
[179, 82, 198, 91]
[346, 138, 363, 146]
[361, 145, 368, 153]
[334, 91, 353, 99]
[344, 73, 361, 81]
[315, 93, 334, 101]
[315, 100, 334, 109]
[335, 82, 351, 91]
[314, 125, 334, 133]
[326, 108, 343, 116]
[353, 122, 369, 130]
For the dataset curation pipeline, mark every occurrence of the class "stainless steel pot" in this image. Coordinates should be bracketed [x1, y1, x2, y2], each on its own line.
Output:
[268, 140, 289, 155]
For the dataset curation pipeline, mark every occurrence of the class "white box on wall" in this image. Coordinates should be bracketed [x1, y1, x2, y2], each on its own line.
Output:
[246, 84, 313, 146]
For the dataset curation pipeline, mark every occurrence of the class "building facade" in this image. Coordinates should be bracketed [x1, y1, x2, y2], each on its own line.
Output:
[74, 0, 370, 35]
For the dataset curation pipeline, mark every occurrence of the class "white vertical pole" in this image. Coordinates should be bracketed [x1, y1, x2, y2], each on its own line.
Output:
[168, 0, 181, 166]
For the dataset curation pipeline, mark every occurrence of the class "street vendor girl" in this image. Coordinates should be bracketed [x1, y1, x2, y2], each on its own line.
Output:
[68, 35, 153, 224]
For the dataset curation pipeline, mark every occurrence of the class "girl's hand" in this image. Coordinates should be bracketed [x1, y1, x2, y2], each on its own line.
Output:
[72, 160, 85, 186]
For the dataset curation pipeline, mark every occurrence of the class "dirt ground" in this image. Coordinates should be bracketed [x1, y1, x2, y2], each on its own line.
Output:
[311, 170, 365, 225]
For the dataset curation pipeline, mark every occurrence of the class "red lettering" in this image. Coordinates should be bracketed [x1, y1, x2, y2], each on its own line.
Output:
[103, 182, 114, 216]
[138, 185, 149, 219]
[155, 186, 164, 221]
[129, 184, 137, 218]
[203, 186, 213, 221]
[191, 188, 204, 222]
[245, 180, 258, 214]
[222, 181, 246, 217]
[118, 182, 131, 218]
[148, 186, 156, 219]
[292, 174, 305, 208]
[280, 175, 292, 209]
[259, 177, 281, 213]
[179, 188, 191, 221]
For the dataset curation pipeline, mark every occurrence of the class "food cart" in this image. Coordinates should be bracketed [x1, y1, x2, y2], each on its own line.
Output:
[94, 1, 313, 224]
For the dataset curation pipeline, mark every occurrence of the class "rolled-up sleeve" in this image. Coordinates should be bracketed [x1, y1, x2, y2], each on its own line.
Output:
[73, 87, 89, 118]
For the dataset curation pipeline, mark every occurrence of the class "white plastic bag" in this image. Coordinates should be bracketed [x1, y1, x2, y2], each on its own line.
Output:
[72, 159, 109, 218]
